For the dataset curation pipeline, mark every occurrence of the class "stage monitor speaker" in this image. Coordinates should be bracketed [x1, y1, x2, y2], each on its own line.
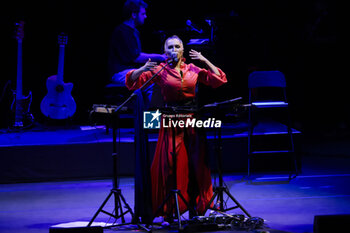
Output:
[49, 226, 103, 233]
[314, 214, 350, 233]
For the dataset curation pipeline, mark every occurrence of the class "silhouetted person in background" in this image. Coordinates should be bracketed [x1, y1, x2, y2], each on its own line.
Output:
[108, 0, 166, 86]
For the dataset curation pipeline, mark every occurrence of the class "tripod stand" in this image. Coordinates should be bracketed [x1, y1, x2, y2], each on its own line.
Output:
[202, 100, 251, 217]
[88, 61, 171, 231]
[152, 107, 196, 231]
[87, 112, 150, 230]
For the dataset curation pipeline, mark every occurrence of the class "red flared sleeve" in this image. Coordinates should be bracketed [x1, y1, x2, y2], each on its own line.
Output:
[125, 64, 166, 90]
[197, 67, 227, 88]
[125, 70, 149, 90]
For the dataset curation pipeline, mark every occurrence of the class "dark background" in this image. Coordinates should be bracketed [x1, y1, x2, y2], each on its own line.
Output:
[0, 0, 339, 137]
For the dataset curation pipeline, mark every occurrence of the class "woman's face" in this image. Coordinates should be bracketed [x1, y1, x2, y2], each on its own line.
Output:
[164, 38, 184, 62]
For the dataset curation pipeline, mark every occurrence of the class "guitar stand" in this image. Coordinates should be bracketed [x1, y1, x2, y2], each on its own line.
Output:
[204, 112, 251, 218]
[87, 114, 151, 232]
[152, 115, 196, 231]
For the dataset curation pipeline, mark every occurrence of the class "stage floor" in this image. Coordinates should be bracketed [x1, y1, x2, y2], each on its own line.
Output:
[1, 123, 349, 232]
[1, 154, 350, 233]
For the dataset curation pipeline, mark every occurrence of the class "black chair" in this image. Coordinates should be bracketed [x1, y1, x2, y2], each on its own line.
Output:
[247, 71, 298, 178]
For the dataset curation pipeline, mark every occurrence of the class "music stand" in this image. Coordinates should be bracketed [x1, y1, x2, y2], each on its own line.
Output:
[201, 97, 251, 217]
[87, 61, 171, 232]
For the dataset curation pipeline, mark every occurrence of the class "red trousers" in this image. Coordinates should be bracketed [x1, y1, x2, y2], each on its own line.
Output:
[151, 124, 213, 216]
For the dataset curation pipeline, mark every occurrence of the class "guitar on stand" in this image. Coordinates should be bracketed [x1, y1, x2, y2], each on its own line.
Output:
[11, 21, 34, 129]
[41, 33, 76, 120]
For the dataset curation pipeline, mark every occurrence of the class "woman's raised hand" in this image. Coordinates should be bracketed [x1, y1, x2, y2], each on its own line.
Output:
[142, 58, 158, 72]
[189, 49, 207, 62]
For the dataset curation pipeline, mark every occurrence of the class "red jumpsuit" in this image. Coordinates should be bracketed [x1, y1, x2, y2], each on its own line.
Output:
[126, 60, 227, 216]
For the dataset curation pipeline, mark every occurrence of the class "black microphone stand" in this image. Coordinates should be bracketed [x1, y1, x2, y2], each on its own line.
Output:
[87, 60, 171, 231]
[152, 106, 197, 232]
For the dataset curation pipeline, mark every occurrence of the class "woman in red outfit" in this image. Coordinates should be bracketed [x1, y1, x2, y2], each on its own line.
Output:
[125, 35, 227, 218]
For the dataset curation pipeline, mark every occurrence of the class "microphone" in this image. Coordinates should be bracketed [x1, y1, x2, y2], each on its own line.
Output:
[169, 53, 178, 63]
[186, 20, 203, 34]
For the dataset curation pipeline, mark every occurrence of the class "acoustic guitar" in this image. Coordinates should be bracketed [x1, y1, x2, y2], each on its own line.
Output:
[11, 21, 34, 128]
[40, 33, 76, 119]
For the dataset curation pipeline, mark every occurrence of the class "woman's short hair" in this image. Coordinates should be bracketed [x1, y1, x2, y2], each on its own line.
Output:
[164, 35, 184, 50]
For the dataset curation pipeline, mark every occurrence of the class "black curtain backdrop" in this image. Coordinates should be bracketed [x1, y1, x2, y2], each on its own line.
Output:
[0, 0, 338, 136]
